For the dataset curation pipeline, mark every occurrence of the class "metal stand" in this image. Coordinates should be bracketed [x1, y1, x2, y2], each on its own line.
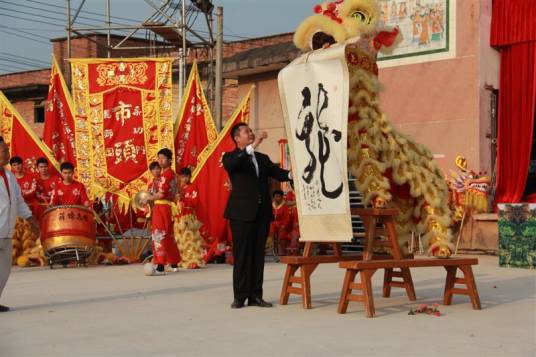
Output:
[47, 246, 93, 269]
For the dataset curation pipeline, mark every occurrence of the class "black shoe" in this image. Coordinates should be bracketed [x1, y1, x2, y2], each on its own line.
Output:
[230, 299, 245, 309]
[248, 298, 273, 308]
[0, 305, 10, 312]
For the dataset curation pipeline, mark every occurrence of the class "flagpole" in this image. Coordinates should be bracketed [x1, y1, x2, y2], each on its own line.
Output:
[215, 6, 223, 131]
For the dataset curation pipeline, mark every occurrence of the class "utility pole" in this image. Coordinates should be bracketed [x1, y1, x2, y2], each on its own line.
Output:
[66, 0, 72, 86]
[215, 6, 223, 130]
[178, 0, 187, 103]
[106, 0, 111, 58]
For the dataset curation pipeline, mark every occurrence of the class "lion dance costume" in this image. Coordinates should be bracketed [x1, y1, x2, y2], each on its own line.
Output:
[294, 0, 453, 257]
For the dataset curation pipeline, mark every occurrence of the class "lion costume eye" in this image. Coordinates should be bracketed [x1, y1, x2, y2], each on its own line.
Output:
[350, 10, 371, 24]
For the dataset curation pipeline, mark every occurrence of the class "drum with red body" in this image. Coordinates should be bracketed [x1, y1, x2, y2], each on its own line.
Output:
[41, 205, 96, 254]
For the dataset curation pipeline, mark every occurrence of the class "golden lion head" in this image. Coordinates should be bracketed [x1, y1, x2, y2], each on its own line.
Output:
[294, 0, 383, 51]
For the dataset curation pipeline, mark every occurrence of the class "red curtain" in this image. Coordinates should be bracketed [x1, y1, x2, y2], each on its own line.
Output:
[491, 0, 536, 206]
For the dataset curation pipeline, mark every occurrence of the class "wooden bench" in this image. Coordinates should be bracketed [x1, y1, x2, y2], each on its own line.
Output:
[338, 257, 481, 317]
[279, 208, 415, 309]
[280, 242, 360, 309]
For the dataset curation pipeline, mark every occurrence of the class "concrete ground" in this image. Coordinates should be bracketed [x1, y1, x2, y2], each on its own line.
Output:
[0, 255, 534, 357]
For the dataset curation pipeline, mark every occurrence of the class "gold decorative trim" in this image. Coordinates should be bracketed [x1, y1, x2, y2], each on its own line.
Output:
[70, 58, 174, 210]
[191, 86, 253, 182]
[42, 236, 96, 251]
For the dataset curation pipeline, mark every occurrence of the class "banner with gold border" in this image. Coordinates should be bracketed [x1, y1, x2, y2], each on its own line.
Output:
[174, 60, 218, 171]
[0, 91, 60, 175]
[70, 58, 174, 209]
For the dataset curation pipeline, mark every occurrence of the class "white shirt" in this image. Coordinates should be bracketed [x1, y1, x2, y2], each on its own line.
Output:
[0, 167, 32, 239]
[245, 144, 259, 177]
[245, 145, 293, 180]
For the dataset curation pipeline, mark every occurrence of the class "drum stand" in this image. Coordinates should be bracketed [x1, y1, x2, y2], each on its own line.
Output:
[48, 246, 92, 269]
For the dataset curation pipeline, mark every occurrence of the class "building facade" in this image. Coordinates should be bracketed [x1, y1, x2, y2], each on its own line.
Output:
[0, 0, 499, 176]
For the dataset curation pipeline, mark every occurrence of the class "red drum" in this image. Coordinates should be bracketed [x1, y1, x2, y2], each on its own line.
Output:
[41, 205, 96, 253]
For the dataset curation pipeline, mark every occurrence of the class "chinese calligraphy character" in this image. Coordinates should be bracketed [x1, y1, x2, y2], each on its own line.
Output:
[295, 83, 343, 200]
[111, 139, 139, 164]
[112, 101, 132, 126]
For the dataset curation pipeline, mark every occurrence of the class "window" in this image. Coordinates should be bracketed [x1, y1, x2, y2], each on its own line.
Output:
[34, 102, 45, 123]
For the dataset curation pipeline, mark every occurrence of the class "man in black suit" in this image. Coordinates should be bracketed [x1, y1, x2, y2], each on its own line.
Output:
[223, 123, 292, 309]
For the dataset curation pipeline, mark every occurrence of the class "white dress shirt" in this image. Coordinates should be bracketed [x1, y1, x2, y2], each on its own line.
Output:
[0, 167, 32, 239]
[245, 144, 259, 177]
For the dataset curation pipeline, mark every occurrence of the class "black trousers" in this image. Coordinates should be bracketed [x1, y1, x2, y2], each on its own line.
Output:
[229, 218, 270, 301]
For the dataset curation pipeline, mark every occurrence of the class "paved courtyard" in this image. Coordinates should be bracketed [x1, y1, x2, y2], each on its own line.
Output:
[0, 255, 534, 356]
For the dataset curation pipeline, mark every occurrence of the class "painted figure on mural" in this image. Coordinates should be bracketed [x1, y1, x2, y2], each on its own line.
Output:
[398, 1, 408, 20]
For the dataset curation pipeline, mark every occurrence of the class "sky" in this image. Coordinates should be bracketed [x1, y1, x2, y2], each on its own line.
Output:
[0, 0, 315, 75]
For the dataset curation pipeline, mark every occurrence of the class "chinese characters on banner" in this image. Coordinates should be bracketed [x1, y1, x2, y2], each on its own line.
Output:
[103, 88, 147, 183]
[43, 56, 77, 165]
[174, 61, 217, 171]
[278, 44, 353, 242]
[70, 58, 174, 207]
[0, 91, 60, 175]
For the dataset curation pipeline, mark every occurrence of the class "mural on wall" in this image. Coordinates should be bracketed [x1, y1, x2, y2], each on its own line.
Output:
[498, 204, 536, 269]
[378, 0, 449, 61]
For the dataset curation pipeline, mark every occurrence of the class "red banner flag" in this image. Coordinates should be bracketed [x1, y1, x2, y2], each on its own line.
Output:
[0, 91, 60, 175]
[174, 61, 217, 171]
[70, 58, 174, 210]
[192, 87, 253, 261]
[43, 56, 76, 164]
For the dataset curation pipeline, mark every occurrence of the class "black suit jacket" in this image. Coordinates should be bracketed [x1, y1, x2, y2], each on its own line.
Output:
[223, 147, 290, 222]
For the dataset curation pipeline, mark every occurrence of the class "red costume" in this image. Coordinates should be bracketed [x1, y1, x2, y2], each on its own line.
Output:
[150, 167, 181, 266]
[178, 183, 199, 217]
[50, 180, 90, 206]
[175, 182, 206, 269]
[269, 201, 293, 255]
[284, 191, 301, 255]
[36, 175, 60, 219]
[15, 173, 39, 216]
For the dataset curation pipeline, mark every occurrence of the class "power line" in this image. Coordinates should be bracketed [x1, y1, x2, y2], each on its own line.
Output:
[0, 27, 65, 31]
[0, 5, 102, 28]
[0, 3, 133, 39]
[0, 0, 135, 27]
[0, 55, 48, 68]
[0, 60, 43, 71]
[0, 26, 52, 45]
[0, 25, 104, 54]
[25, 0, 145, 24]
[0, 12, 64, 28]
[0, 52, 50, 66]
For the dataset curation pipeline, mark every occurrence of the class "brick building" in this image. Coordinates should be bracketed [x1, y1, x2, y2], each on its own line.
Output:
[0, 32, 293, 138]
[0, 0, 500, 177]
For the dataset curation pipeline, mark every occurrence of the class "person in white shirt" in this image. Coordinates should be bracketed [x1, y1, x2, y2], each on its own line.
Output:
[0, 136, 39, 312]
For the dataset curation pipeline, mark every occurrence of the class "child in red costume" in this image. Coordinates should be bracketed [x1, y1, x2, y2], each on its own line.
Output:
[174, 167, 206, 269]
[50, 162, 90, 207]
[35, 157, 60, 220]
[144, 150, 181, 275]
[269, 190, 292, 256]
[10, 156, 38, 216]
[285, 189, 301, 255]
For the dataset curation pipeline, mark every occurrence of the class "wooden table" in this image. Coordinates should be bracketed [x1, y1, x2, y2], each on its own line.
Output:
[279, 208, 414, 309]
[279, 207, 482, 318]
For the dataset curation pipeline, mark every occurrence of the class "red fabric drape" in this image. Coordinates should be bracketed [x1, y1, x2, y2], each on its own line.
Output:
[491, 0, 536, 206]
[494, 42, 536, 205]
[490, 0, 536, 47]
